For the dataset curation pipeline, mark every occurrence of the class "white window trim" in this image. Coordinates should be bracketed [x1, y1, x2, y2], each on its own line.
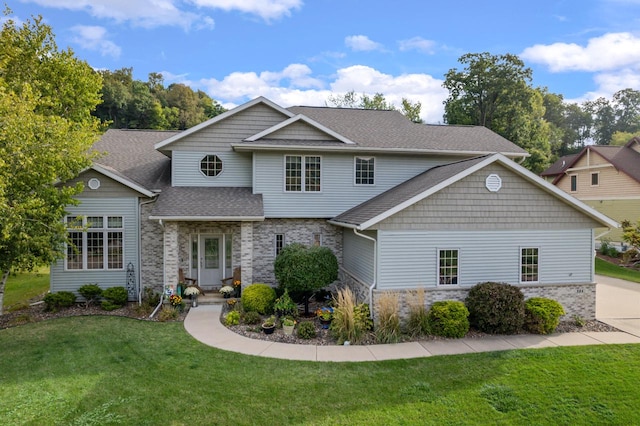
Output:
[64, 215, 125, 271]
[283, 154, 322, 193]
[199, 154, 224, 178]
[519, 246, 540, 284]
[354, 156, 376, 186]
[590, 171, 600, 187]
[437, 248, 460, 286]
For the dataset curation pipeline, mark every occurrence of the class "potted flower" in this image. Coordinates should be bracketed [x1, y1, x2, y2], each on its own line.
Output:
[317, 307, 333, 329]
[262, 315, 276, 334]
[183, 286, 200, 307]
[233, 279, 242, 298]
[169, 294, 184, 312]
[220, 285, 234, 298]
[282, 316, 296, 335]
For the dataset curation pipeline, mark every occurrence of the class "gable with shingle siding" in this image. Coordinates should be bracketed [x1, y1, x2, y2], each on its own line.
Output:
[375, 163, 603, 231]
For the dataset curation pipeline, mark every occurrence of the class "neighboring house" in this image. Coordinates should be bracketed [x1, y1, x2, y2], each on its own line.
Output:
[542, 138, 640, 245]
[52, 97, 617, 320]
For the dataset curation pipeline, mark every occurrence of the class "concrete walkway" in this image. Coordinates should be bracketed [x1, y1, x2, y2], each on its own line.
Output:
[184, 303, 640, 362]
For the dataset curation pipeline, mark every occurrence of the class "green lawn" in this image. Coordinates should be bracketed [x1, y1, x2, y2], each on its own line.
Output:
[1, 317, 639, 425]
[595, 257, 640, 283]
[2, 267, 50, 311]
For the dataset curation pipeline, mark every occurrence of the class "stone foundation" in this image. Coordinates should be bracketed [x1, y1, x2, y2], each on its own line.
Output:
[341, 268, 596, 322]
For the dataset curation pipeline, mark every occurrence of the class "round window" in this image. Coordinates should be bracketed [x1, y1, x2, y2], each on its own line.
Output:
[88, 178, 101, 190]
[200, 155, 223, 177]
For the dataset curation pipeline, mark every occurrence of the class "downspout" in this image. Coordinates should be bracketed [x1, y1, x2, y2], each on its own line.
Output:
[149, 218, 166, 319]
[353, 228, 377, 319]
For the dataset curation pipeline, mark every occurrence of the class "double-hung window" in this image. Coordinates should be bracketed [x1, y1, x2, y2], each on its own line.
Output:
[274, 234, 285, 257]
[355, 157, 375, 185]
[66, 215, 124, 270]
[570, 175, 577, 192]
[520, 247, 539, 283]
[285, 155, 321, 192]
[438, 249, 459, 285]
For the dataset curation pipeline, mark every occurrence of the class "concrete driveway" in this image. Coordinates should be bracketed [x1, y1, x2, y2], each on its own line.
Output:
[596, 274, 640, 337]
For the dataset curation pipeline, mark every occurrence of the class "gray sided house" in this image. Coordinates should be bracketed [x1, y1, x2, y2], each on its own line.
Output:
[51, 96, 617, 320]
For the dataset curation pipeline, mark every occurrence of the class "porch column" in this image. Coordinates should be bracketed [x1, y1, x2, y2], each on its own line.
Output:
[240, 222, 253, 288]
[163, 222, 179, 292]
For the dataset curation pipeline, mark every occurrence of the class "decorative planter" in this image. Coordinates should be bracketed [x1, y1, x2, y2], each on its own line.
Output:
[223, 293, 231, 299]
[319, 318, 332, 329]
[262, 324, 275, 335]
[234, 287, 241, 298]
[191, 295, 198, 308]
[283, 324, 295, 335]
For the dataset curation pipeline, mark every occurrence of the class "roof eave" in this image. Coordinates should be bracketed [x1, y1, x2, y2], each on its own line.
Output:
[91, 164, 156, 198]
[148, 215, 265, 222]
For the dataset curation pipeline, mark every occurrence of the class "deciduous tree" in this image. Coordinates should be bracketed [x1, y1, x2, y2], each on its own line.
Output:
[0, 10, 102, 313]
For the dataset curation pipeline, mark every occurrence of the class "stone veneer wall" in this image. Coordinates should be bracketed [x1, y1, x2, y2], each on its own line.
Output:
[140, 201, 164, 294]
[252, 219, 343, 285]
[341, 267, 596, 323]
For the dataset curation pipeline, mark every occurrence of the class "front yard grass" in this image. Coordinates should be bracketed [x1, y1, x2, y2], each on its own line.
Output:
[1, 316, 639, 424]
[2, 267, 49, 311]
[595, 257, 640, 283]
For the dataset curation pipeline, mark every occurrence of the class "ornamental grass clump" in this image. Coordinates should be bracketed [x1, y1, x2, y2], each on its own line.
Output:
[331, 287, 372, 344]
[524, 297, 565, 334]
[375, 292, 401, 343]
[406, 288, 429, 337]
[465, 282, 525, 334]
[427, 301, 469, 338]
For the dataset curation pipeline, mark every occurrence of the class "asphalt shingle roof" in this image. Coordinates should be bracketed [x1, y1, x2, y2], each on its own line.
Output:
[149, 187, 264, 219]
[92, 129, 180, 190]
[332, 155, 491, 227]
[286, 106, 528, 155]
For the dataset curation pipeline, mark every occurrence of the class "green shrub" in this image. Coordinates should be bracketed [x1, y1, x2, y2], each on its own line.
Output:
[599, 239, 619, 257]
[78, 283, 102, 308]
[297, 321, 317, 339]
[427, 301, 470, 338]
[465, 282, 525, 334]
[241, 283, 276, 314]
[101, 286, 128, 311]
[375, 292, 400, 343]
[143, 287, 160, 307]
[242, 310, 262, 325]
[43, 291, 76, 312]
[225, 310, 240, 326]
[524, 297, 565, 334]
[273, 289, 298, 317]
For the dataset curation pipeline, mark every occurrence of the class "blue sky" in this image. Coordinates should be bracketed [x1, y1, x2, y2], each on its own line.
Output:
[7, 0, 640, 123]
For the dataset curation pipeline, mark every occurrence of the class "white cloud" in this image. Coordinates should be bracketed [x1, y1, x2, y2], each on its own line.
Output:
[521, 32, 640, 72]
[189, 0, 302, 21]
[197, 64, 447, 123]
[398, 37, 436, 54]
[22, 0, 210, 30]
[71, 25, 121, 58]
[345, 35, 384, 52]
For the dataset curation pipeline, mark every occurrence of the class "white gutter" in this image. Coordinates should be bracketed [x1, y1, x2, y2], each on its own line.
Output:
[353, 228, 377, 319]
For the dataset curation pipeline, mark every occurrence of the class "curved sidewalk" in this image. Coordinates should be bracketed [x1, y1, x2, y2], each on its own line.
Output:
[184, 305, 640, 362]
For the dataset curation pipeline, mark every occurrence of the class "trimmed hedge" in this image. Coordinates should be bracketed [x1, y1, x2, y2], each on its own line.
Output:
[43, 291, 76, 312]
[525, 297, 565, 334]
[241, 283, 276, 314]
[101, 286, 128, 311]
[427, 300, 470, 338]
[465, 282, 525, 334]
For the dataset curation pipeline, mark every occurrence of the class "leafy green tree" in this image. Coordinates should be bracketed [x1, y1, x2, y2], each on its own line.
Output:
[326, 90, 423, 122]
[584, 97, 616, 145]
[274, 243, 338, 315]
[443, 52, 552, 173]
[164, 83, 207, 129]
[0, 11, 102, 314]
[610, 131, 639, 146]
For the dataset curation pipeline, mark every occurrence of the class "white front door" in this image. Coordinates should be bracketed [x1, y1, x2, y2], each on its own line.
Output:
[190, 234, 233, 289]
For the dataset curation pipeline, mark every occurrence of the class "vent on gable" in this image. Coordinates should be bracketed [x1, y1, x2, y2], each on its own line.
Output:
[88, 178, 101, 190]
[485, 174, 502, 192]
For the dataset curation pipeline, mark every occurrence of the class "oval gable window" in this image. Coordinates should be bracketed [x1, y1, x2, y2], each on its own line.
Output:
[200, 154, 223, 177]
